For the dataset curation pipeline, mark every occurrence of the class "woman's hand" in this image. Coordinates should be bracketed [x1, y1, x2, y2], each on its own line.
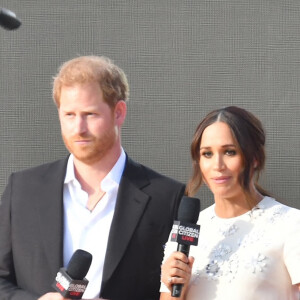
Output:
[161, 251, 194, 292]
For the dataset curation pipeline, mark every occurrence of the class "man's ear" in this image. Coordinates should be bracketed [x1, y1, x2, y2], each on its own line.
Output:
[114, 100, 127, 125]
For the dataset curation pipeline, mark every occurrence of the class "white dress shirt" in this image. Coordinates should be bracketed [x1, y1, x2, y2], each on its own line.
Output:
[63, 149, 126, 299]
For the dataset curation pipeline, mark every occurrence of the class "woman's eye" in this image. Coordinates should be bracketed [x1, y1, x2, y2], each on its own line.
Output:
[226, 149, 236, 156]
[202, 151, 212, 158]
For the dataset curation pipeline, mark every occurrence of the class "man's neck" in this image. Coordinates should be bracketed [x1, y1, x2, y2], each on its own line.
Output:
[73, 148, 122, 196]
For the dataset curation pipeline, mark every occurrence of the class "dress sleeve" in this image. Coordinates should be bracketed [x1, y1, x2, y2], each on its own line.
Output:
[283, 209, 300, 285]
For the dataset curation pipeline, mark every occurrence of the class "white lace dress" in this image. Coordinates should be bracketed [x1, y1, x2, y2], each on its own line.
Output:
[160, 197, 300, 300]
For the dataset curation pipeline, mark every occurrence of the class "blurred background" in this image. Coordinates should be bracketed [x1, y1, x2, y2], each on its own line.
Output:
[0, 1, 299, 210]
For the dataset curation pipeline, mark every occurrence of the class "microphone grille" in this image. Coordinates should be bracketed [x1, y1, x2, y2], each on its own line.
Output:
[66, 249, 93, 280]
[178, 196, 200, 223]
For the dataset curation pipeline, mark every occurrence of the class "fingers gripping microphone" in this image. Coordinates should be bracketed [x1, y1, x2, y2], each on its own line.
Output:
[0, 8, 21, 30]
[53, 249, 93, 299]
[170, 196, 200, 297]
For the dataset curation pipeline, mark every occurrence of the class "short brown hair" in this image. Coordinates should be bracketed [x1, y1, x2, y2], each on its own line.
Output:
[52, 56, 129, 107]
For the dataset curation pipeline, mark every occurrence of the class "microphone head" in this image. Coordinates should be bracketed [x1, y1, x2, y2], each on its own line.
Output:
[66, 249, 93, 280]
[178, 196, 200, 224]
[0, 8, 21, 30]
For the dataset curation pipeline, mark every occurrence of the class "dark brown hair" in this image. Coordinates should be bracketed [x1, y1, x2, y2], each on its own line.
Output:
[186, 106, 270, 198]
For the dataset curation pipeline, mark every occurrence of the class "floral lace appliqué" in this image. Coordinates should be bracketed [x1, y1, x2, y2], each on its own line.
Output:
[206, 260, 221, 278]
[212, 244, 232, 261]
[224, 253, 239, 282]
[203, 244, 232, 280]
[268, 206, 286, 223]
[248, 204, 265, 220]
[218, 223, 238, 237]
[245, 253, 267, 273]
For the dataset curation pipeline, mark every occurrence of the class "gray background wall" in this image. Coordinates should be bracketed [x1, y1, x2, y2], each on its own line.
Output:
[0, 1, 299, 210]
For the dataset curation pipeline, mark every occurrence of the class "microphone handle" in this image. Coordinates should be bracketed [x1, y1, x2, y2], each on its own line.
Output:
[171, 244, 190, 298]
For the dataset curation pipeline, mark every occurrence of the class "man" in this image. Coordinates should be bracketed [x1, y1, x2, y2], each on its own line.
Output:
[0, 56, 185, 300]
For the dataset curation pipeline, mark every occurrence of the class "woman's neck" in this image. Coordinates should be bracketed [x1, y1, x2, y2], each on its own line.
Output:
[214, 191, 263, 218]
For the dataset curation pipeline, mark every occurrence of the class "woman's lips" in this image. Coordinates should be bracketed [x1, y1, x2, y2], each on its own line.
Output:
[212, 176, 231, 184]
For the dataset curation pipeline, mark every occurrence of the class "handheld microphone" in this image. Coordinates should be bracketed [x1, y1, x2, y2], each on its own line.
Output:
[52, 249, 93, 299]
[0, 8, 21, 30]
[170, 196, 200, 297]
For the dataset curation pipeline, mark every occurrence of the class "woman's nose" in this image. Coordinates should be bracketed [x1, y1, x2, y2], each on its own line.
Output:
[213, 154, 225, 170]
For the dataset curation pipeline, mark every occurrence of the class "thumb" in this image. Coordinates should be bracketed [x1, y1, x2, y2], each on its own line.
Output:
[188, 256, 195, 267]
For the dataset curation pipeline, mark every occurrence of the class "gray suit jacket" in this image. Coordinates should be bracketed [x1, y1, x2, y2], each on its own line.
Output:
[0, 155, 185, 300]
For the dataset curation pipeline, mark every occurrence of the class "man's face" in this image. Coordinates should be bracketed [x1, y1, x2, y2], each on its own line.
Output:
[58, 82, 120, 165]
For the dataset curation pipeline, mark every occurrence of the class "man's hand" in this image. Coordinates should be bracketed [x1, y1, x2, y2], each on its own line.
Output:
[38, 292, 71, 300]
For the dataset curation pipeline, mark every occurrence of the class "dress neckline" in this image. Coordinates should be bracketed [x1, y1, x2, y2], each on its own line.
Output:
[211, 196, 269, 222]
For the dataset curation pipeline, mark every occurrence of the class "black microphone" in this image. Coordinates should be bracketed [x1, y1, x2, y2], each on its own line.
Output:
[0, 8, 21, 30]
[170, 196, 200, 297]
[52, 249, 93, 299]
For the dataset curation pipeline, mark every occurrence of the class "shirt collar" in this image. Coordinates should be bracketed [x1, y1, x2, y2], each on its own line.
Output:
[64, 148, 126, 190]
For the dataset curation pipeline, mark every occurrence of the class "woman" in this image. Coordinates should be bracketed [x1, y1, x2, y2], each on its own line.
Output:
[160, 106, 300, 300]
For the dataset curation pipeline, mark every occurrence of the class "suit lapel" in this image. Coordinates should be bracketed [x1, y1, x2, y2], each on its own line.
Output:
[102, 157, 150, 285]
[35, 158, 68, 275]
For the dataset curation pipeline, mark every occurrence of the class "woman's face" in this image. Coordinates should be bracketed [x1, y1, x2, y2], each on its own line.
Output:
[199, 121, 245, 201]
